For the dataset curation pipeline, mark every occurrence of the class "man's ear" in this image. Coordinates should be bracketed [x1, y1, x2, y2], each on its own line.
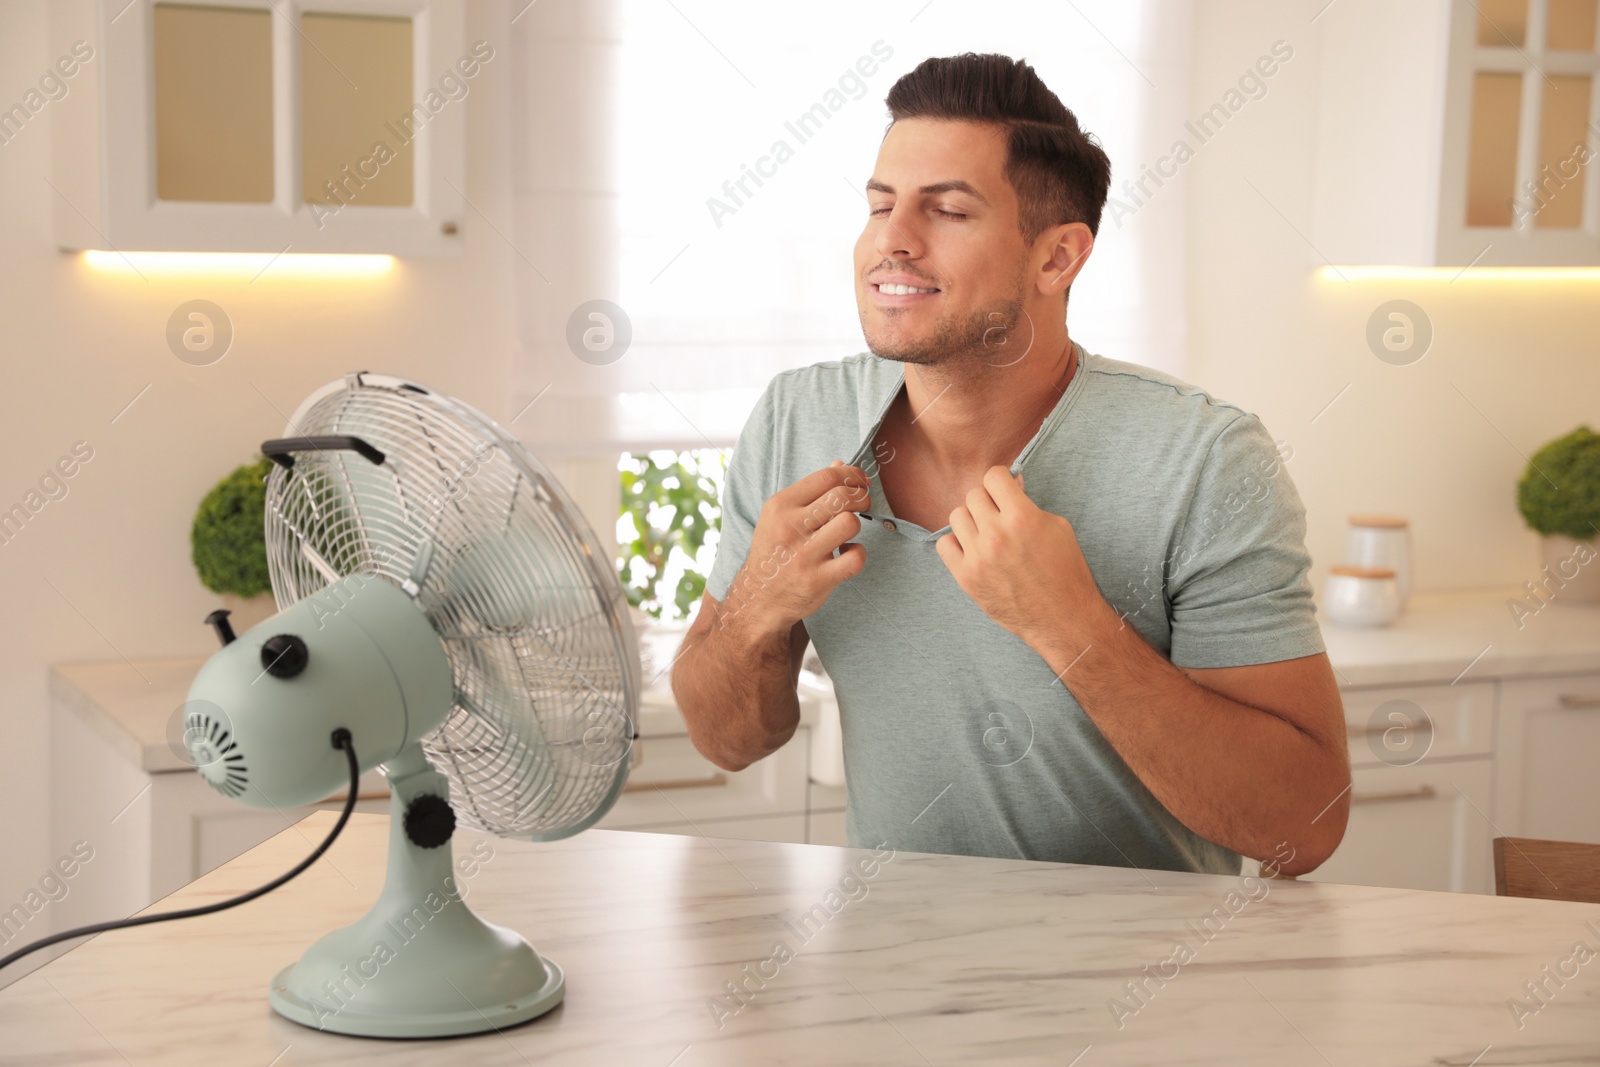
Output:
[1037, 222, 1094, 299]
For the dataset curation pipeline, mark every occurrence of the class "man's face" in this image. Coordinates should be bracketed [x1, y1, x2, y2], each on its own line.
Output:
[853, 117, 1035, 367]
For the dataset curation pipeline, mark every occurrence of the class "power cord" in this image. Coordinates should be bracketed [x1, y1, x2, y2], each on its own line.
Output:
[0, 728, 359, 974]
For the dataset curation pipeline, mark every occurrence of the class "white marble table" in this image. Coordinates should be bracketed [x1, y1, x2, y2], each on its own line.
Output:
[3, 811, 1597, 1065]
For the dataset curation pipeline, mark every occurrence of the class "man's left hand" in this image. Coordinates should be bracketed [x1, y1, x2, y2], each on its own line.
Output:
[935, 466, 1107, 649]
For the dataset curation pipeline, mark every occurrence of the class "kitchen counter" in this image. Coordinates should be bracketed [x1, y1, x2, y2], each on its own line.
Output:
[55, 589, 1600, 776]
[1318, 585, 1600, 688]
[2, 809, 1594, 1065]
[50, 651, 814, 775]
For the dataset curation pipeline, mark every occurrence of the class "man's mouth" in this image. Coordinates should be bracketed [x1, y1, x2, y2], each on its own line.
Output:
[869, 280, 941, 303]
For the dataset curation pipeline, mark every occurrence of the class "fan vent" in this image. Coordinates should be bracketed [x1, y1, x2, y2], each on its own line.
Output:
[186, 707, 249, 799]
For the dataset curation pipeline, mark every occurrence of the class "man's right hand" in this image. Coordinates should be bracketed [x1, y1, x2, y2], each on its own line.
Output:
[718, 460, 871, 635]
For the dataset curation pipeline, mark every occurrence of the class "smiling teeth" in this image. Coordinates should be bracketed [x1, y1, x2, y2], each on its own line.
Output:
[879, 284, 937, 295]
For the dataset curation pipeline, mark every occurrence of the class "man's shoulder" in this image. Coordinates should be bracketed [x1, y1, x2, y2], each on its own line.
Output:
[1080, 348, 1259, 438]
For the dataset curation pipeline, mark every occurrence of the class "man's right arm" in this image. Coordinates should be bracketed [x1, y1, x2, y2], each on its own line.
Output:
[670, 462, 869, 772]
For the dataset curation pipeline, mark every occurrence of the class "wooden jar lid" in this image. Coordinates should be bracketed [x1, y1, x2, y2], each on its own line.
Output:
[1330, 564, 1397, 578]
[1349, 514, 1409, 528]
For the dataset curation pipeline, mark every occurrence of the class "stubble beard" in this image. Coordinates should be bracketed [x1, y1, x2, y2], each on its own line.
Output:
[860, 269, 1029, 369]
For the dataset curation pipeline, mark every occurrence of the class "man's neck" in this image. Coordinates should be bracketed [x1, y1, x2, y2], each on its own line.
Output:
[889, 329, 1077, 477]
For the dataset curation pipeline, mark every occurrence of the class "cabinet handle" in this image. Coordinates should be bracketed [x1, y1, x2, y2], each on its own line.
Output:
[623, 771, 728, 793]
[1558, 694, 1600, 709]
[1350, 784, 1436, 805]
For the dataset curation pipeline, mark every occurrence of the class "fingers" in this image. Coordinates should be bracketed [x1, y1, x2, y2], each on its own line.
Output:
[785, 485, 870, 545]
[948, 504, 979, 549]
[818, 541, 866, 585]
[775, 462, 871, 514]
[964, 482, 1000, 527]
[796, 508, 862, 564]
[983, 465, 1028, 510]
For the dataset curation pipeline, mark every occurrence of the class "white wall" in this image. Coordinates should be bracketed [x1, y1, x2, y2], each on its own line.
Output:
[0, 0, 516, 979]
[1185, 0, 1600, 601]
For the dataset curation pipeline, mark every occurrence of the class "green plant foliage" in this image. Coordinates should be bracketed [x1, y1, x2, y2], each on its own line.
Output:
[191, 457, 274, 597]
[618, 450, 726, 619]
[1517, 425, 1600, 540]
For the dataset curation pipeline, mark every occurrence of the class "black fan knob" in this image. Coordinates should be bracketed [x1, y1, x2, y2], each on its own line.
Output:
[260, 634, 309, 678]
[404, 793, 456, 849]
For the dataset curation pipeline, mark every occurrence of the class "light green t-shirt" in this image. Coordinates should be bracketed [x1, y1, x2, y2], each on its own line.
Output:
[704, 341, 1325, 876]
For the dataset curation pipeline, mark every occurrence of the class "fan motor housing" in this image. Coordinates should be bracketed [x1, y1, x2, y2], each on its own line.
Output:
[184, 574, 454, 808]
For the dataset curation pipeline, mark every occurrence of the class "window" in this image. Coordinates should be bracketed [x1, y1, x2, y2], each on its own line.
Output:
[605, 1, 1190, 424]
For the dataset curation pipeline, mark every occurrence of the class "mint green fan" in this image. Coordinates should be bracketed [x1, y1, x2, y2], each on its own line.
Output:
[183, 371, 639, 1039]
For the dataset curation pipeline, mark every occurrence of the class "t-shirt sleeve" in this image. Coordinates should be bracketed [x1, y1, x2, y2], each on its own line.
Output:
[1165, 413, 1326, 669]
[704, 383, 777, 604]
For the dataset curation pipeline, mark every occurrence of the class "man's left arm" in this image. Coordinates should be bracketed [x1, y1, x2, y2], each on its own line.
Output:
[937, 437, 1350, 875]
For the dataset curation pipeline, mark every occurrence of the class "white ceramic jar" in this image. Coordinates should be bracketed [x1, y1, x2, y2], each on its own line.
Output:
[1323, 564, 1402, 627]
[1345, 515, 1411, 609]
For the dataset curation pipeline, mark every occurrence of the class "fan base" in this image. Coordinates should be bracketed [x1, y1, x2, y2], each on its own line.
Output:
[265, 745, 568, 1039]
[269, 955, 564, 1039]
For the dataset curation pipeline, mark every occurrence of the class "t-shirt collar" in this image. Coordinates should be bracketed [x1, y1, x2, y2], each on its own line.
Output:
[845, 339, 1091, 539]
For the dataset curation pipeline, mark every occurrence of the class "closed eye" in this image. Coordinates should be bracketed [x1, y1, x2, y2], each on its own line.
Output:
[869, 206, 968, 219]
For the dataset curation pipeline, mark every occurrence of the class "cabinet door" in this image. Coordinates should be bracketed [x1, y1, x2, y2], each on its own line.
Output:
[1497, 672, 1600, 843]
[1304, 759, 1494, 894]
[49, 0, 468, 255]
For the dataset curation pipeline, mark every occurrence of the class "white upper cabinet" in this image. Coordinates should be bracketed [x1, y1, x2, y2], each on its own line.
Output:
[1313, 0, 1600, 266]
[49, 0, 472, 256]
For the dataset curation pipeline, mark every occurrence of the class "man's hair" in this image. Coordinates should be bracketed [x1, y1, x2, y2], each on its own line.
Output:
[884, 53, 1112, 244]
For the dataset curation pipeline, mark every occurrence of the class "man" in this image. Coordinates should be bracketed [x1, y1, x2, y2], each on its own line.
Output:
[670, 53, 1349, 877]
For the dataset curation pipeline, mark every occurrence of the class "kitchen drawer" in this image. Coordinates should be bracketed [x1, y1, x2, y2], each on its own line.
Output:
[597, 729, 809, 830]
[1339, 680, 1494, 766]
[1305, 758, 1494, 894]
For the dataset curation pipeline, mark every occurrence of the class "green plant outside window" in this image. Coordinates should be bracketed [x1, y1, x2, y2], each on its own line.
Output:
[618, 448, 728, 621]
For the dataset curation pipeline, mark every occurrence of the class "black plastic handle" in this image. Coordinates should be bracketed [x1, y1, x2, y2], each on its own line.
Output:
[260, 435, 386, 471]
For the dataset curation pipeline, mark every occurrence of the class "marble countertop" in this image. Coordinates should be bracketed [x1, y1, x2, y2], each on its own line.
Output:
[3, 810, 1596, 1065]
[1318, 586, 1600, 688]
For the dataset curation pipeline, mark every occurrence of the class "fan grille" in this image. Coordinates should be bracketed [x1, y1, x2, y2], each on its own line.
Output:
[262, 377, 638, 839]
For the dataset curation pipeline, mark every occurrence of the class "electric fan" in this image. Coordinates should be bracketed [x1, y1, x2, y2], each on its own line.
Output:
[182, 370, 640, 1039]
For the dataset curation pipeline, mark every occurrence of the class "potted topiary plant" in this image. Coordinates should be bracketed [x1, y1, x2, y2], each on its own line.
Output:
[1516, 425, 1600, 604]
[192, 457, 278, 631]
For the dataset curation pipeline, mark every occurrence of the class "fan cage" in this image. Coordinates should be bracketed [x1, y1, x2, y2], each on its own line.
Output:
[262, 377, 639, 840]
